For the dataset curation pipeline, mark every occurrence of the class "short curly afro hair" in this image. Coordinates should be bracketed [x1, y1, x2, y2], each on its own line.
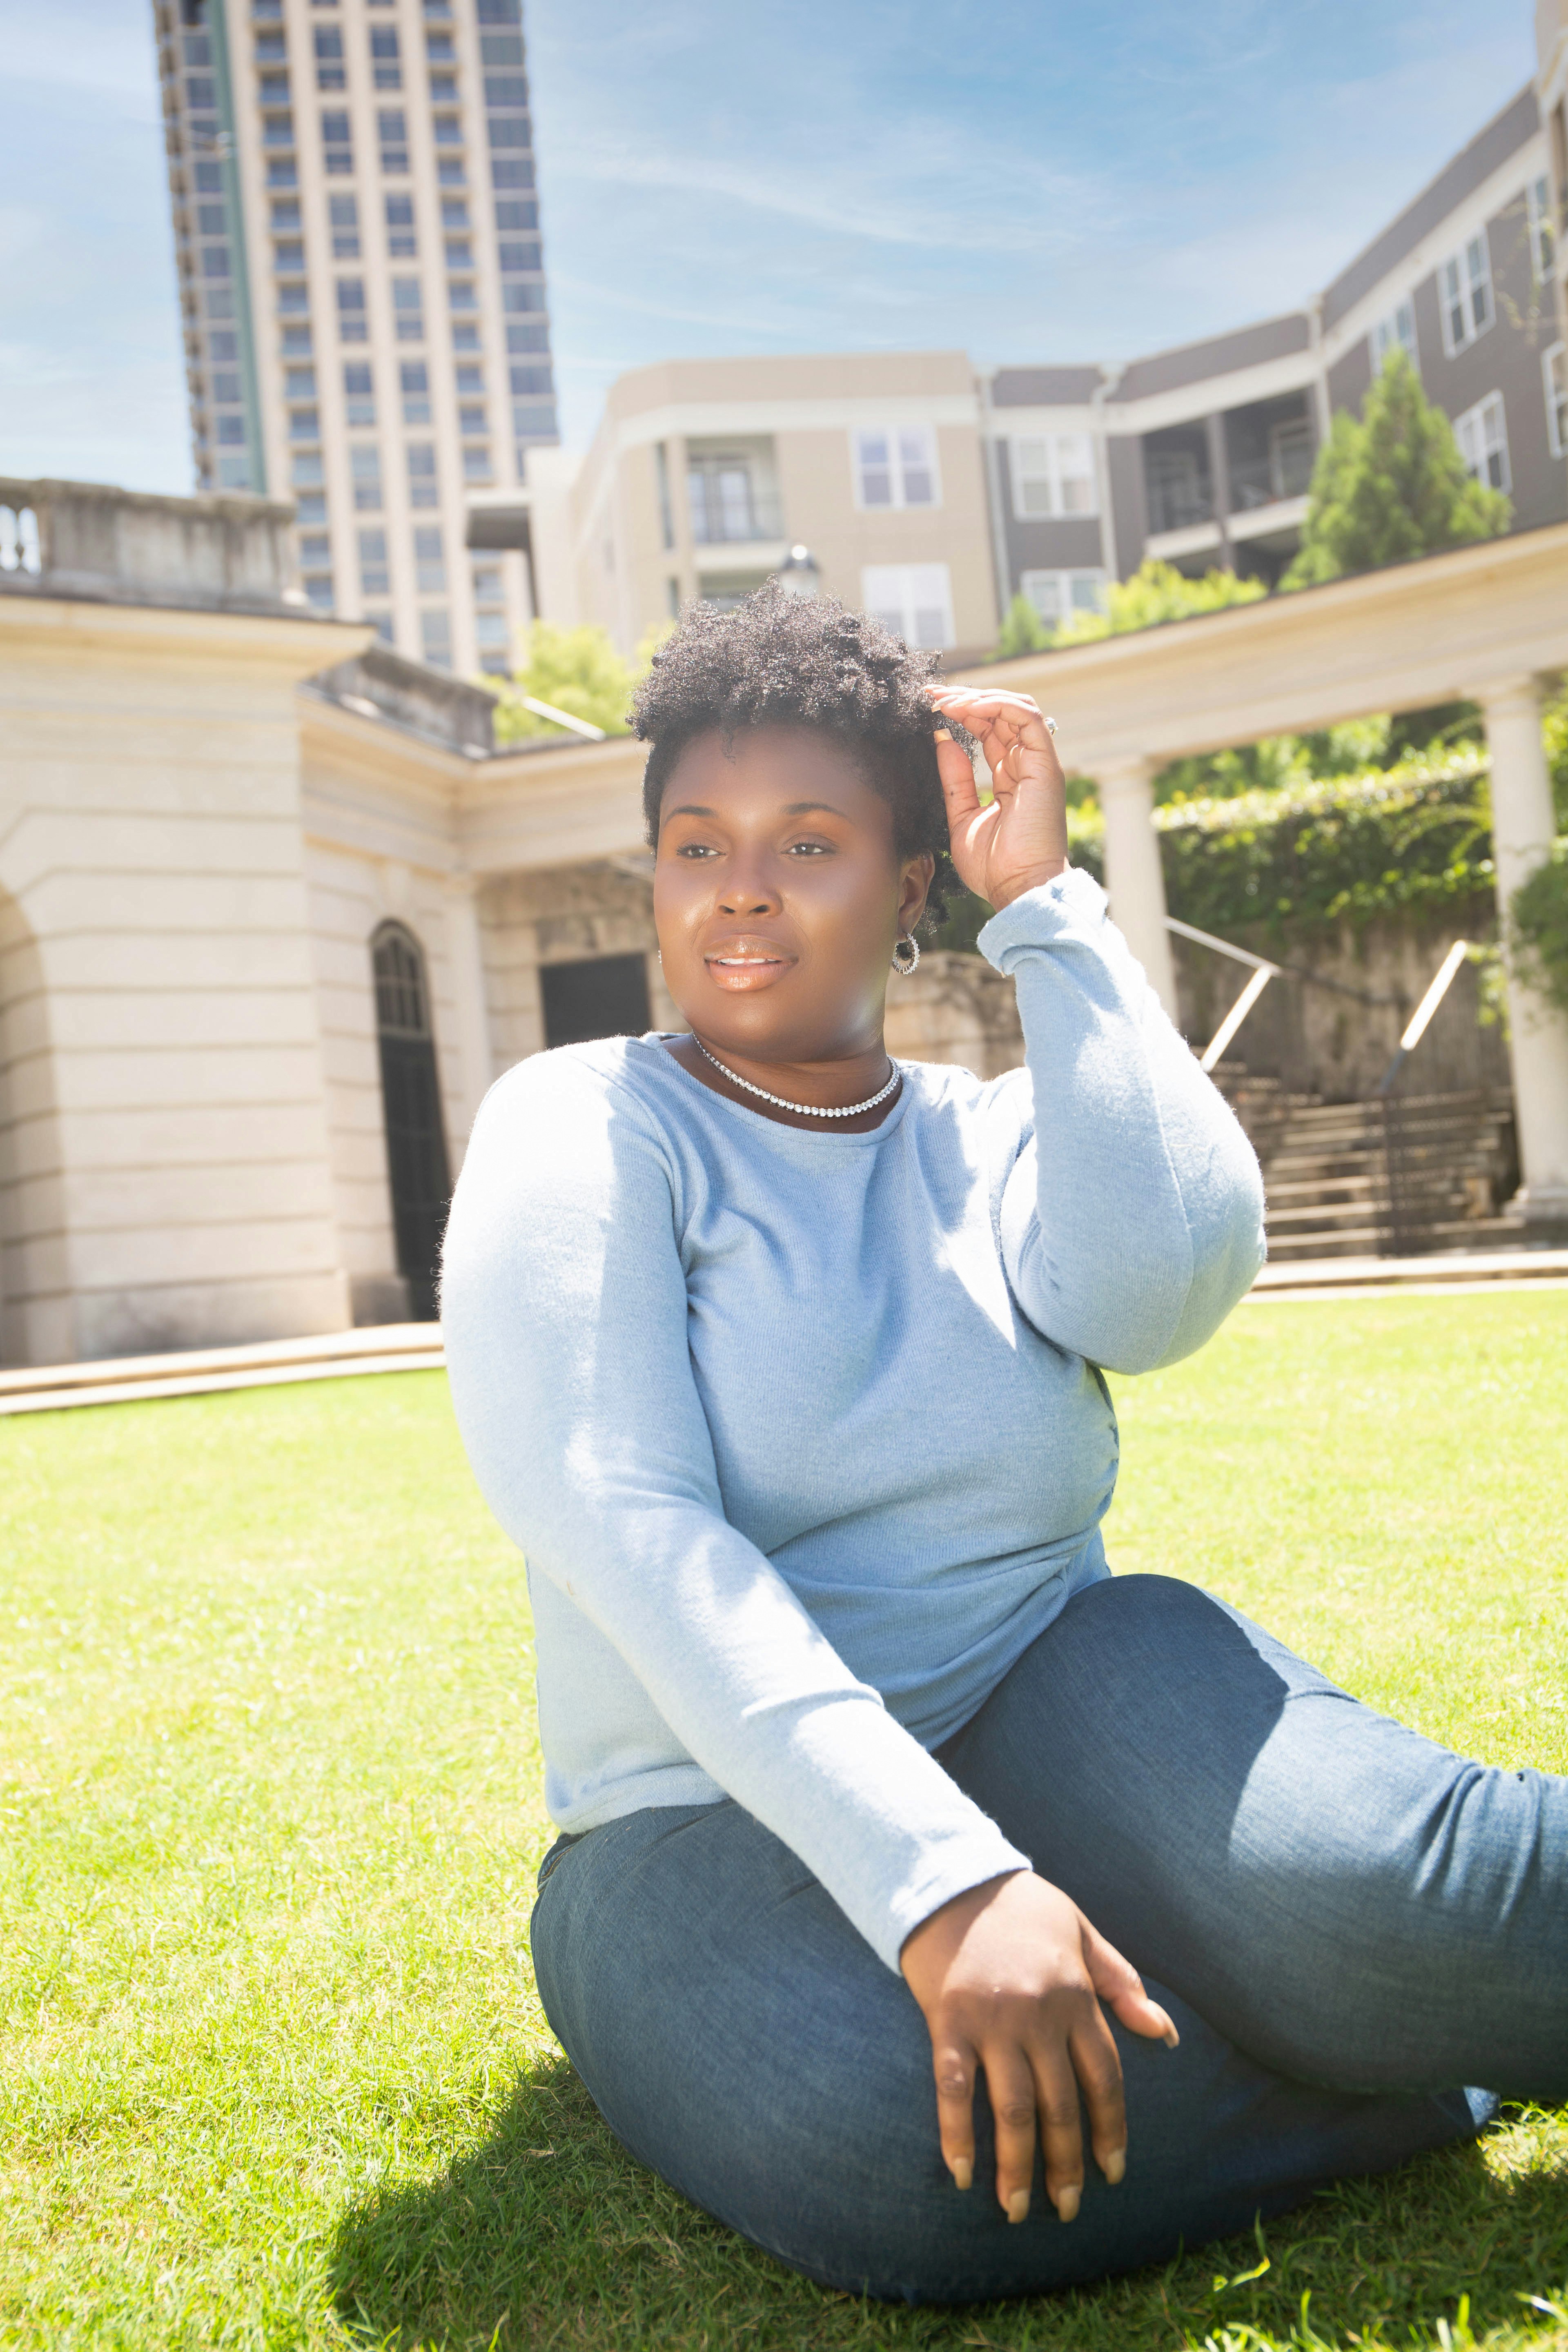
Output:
[632, 583, 960, 930]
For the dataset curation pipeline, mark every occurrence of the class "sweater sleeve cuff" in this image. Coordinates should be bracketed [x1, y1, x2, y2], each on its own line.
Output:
[976, 866, 1108, 973]
[875, 1829, 1033, 1974]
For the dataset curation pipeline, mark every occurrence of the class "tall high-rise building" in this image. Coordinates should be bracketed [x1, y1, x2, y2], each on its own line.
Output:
[152, 0, 557, 677]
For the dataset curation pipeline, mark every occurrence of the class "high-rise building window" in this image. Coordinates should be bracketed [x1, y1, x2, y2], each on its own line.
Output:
[359, 528, 390, 595]
[314, 25, 345, 88]
[202, 243, 232, 278]
[508, 323, 549, 355]
[1440, 233, 1493, 354]
[498, 238, 540, 272]
[344, 361, 375, 425]
[414, 526, 446, 591]
[258, 69, 291, 101]
[217, 415, 247, 446]
[321, 110, 354, 174]
[455, 363, 484, 395]
[253, 33, 285, 65]
[352, 445, 383, 510]
[513, 400, 556, 444]
[281, 325, 313, 356]
[408, 445, 438, 507]
[263, 111, 295, 148]
[1370, 299, 1417, 376]
[194, 161, 224, 194]
[430, 72, 458, 102]
[209, 329, 238, 362]
[289, 406, 320, 440]
[271, 196, 301, 229]
[274, 238, 305, 270]
[393, 278, 425, 341]
[385, 194, 417, 256]
[213, 369, 243, 403]
[337, 278, 368, 341]
[463, 446, 493, 481]
[438, 158, 466, 188]
[379, 109, 409, 172]
[427, 32, 457, 62]
[448, 281, 478, 313]
[400, 361, 431, 423]
[495, 198, 538, 230]
[420, 608, 452, 668]
[481, 33, 526, 65]
[366, 610, 394, 644]
[860, 563, 953, 651]
[330, 193, 359, 256]
[1454, 390, 1510, 492]
[1545, 343, 1567, 461]
[511, 361, 552, 398]
[292, 450, 325, 487]
[433, 114, 464, 147]
[198, 201, 227, 235]
[445, 236, 474, 268]
[267, 160, 298, 189]
[459, 403, 487, 435]
[853, 426, 940, 510]
[1009, 433, 1095, 518]
[285, 365, 316, 399]
[442, 197, 470, 229]
[371, 27, 403, 88]
[484, 74, 529, 107]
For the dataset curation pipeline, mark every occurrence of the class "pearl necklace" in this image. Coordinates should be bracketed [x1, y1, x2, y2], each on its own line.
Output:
[694, 1037, 902, 1120]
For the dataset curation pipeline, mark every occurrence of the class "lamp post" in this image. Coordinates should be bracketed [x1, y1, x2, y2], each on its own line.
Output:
[775, 544, 821, 598]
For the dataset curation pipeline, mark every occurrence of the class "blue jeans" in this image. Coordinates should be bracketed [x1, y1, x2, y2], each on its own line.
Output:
[530, 1577, 1567, 2304]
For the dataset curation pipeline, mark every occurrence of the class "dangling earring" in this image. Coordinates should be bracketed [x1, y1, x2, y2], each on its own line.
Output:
[891, 933, 921, 977]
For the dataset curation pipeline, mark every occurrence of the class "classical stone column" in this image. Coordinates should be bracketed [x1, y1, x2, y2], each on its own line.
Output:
[1097, 755, 1179, 1022]
[1477, 677, 1568, 1225]
[443, 872, 494, 1158]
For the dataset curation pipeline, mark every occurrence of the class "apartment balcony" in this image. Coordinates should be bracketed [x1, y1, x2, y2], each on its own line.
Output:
[688, 486, 784, 545]
[1146, 477, 1213, 536]
[1228, 438, 1315, 512]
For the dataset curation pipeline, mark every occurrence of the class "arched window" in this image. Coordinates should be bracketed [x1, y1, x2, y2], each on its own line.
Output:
[372, 922, 451, 1321]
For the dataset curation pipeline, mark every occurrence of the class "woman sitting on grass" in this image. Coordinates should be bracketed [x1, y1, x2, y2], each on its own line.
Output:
[441, 586, 1565, 2306]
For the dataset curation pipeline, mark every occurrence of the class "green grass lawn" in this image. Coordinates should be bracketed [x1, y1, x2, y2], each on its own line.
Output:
[2, 1291, 1566, 2352]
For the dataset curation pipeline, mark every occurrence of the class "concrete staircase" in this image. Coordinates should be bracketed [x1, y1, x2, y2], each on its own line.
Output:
[1214, 1075, 1521, 1261]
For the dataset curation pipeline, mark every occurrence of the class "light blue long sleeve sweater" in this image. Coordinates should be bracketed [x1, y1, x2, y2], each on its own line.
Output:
[440, 870, 1267, 1971]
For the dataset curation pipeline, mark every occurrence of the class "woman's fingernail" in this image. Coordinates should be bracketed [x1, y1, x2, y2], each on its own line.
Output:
[951, 2158, 972, 2191]
[1103, 2148, 1126, 2186]
[1163, 2025, 1180, 2049]
[933, 727, 953, 741]
[1007, 2189, 1030, 2224]
[1055, 2185, 1080, 2223]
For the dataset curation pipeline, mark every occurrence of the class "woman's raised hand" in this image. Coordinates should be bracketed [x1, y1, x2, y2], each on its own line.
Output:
[900, 1870, 1178, 2224]
[925, 683, 1069, 913]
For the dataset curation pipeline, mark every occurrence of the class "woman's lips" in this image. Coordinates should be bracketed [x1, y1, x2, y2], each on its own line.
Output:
[703, 948, 794, 991]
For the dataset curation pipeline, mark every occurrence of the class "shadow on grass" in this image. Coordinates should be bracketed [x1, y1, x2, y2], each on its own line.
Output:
[327, 2062, 1568, 2352]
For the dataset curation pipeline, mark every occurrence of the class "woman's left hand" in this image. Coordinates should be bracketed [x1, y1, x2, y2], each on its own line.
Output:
[925, 684, 1069, 913]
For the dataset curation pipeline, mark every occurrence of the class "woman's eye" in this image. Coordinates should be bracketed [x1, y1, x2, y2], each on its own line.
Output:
[786, 841, 832, 857]
[675, 843, 717, 858]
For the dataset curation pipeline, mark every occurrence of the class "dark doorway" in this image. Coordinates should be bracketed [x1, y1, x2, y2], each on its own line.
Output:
[541, 953, 652, 1049]
[372, 924, 451, 1322]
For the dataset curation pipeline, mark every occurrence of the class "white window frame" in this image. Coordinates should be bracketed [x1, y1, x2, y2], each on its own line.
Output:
[860, 562, 955, 650]
[1009, 432, 1098, 519]
[1369, 296, 1419, 377]
[1439, 231, 1494, 356]
[1544, 342, 1566, 461]
[1528, 173, 1556, 288]
[1019, 569, 1108, 628]
[851, 425, 941, 510]
[1453, 390, 1510, 494]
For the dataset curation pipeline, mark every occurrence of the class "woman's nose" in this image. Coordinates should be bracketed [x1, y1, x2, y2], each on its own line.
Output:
[717, 871, 779, 916]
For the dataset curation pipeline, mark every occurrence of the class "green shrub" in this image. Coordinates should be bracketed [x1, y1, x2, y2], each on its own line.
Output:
[1510, 841, 1568, 1014]
[933, 753, 1495, 953]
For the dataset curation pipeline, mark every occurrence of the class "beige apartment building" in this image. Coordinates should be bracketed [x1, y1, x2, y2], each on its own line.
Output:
[524, 352, 1002, 662]
[153, 0, 555, 681]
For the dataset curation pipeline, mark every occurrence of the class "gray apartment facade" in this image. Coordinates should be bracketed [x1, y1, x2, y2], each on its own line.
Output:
[987, 85, 1567, 622]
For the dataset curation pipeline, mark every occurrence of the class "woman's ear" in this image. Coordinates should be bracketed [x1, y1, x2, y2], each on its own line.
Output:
[899, 852, 936, 933]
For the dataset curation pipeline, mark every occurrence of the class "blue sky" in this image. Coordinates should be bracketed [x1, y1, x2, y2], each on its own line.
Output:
[0, 0, 1539, 494]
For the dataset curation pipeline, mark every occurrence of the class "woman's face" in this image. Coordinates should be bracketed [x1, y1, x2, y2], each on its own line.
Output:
[653, 726, 934, 1064]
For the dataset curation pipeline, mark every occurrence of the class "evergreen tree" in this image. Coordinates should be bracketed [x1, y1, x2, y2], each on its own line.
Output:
[1283, 351, 1510, 588]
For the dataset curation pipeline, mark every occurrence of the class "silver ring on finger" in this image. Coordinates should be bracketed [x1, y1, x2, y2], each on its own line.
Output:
[1045, 716, 1058, 736]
